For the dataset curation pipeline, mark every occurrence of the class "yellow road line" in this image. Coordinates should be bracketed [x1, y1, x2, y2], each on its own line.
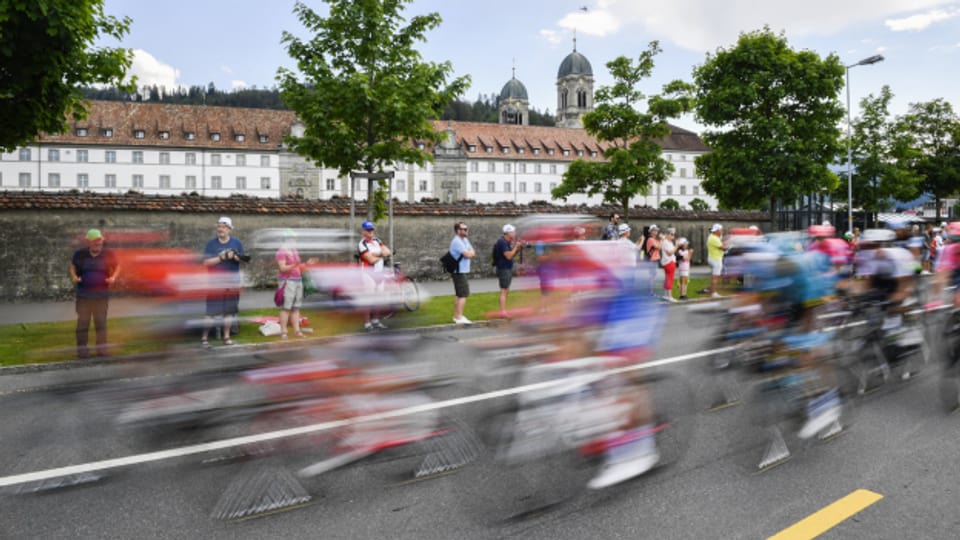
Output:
[768, 489, 883, 540]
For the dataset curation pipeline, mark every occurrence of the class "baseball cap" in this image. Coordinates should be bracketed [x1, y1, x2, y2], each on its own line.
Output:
[618, 223, 631, 234]
[503, 224, 516, 234]
[677, 237, 688, 245]
[649, 224, 659, 230]
[361, 220, 376, 230]
[710, 223, 722, 232]
[86, 229, 103, 242]
[217, 216, 233, 229]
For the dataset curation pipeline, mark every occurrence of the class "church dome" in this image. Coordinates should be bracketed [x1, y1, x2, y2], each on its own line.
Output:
[499, 77, 528, 101]
[557, 51, 593, 78]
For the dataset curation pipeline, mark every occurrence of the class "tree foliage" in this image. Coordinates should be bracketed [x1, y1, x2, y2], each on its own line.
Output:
[660, 198, 681, 210]
[839, 86, 922, 216]
[900, 99, 960, 222]
[277, 0, 469, 220]
[552, 41, 694, 217]
[689, 197, 709, 211]
[693, 28, 845, 225]
[441, 93, 555, 126]
[0, 0, 133, 151]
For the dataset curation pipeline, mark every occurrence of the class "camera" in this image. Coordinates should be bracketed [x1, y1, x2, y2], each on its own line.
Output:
[221, 249, 251, 263]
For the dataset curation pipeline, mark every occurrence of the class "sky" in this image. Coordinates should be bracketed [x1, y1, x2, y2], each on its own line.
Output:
[97, 0, 960, 132]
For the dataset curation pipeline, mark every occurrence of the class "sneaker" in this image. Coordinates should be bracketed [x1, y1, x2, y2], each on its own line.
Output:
[587, 447, 660, 490]
[363, 322, 374, 332]
[679, 295, 688, 301]
[372, 319, 388, 330]
[453, 316, 473, 325]
[712, 292, 723, 299]
[663, 295, 678, 303]
[798, 390, 841, 439]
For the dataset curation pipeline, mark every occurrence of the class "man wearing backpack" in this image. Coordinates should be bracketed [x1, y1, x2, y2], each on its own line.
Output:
[493, 224, 524, 318]
[450, 222, 476, 324]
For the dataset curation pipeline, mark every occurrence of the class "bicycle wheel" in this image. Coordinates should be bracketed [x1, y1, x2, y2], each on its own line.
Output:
[399, 278, 420, 312]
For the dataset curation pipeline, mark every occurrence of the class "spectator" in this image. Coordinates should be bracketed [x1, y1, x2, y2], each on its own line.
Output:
[616, 223, 637, 267]
[450, 222, 476, 324]
[493, 223, 524, 318]
[660, 227, 678, 302]
[706, 223, 727, 298]
[276, 229, 317, 338]
[676, 237, 693, 300]
[358, 220, 392, 330]
[601, 213, 621, 240]
[640, 224, 661, 294]
[69, 228, 119, 358]
[201, 216, 247, 348]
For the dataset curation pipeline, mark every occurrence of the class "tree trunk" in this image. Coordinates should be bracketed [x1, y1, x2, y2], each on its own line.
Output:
[769, 194, 777, 232]
[935, 195, 942, 223]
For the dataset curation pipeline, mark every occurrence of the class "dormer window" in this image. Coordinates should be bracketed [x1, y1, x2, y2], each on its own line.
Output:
[485, 146, 492, 153]
[547, 148, 555, 155]
[134, 129, 145, 139]
[258, 135, 269, 143]
[518, 148, 525, 154]
[417, 143, 425, 150]
[101, 128, 113, 137]
[185, 132, 196, 141]
[235, 134, 245, 142]
[533, 148, 540, 155]
[468, 145, 477, 152]
[76, 128, 88, 137]
[211, 132, 221, 141]
[159, 131, 170, 140]
[577, 150, 584, 156]
[590, 151, 597, 157]
[563, 149, 570, 156]
[502, 147, 509, 154]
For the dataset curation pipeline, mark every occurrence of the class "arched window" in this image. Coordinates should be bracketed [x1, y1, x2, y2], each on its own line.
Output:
[577, 90, 587, 108]
[561, 89, 568, 110]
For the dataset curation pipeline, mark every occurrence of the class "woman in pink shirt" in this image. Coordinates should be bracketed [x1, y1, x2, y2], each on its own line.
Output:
[276, 229, 316, 338]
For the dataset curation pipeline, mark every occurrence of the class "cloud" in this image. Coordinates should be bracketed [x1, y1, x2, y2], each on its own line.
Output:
[128, 49, 180, 88]
[556, 0, 957, 52]
[875, 46, 889, 52]
[885, 8, 959, 31]
[231, 80, 248, 90]
[221, 65, 235, 75]
[539, 29, 563, 45]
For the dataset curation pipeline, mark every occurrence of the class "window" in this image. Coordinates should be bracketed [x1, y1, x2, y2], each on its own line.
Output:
[134, 129, 145, 139]
[562, 149, 570, 156]
[680, 185, 686, 195]
[211, 154, 221, 166]
[132, 174, 143, 188]
[485, 146, 493, 153]
[236, 154, 246, 167]
[159, 152, 170, 165]
[504, 163, 511, 173]
[550, 182, 557, 191]
[258, 135, 269, 144]
[105, 151, 116, 163]
[76, 128, 88, 137]
[260, 155, 270, 167]
[236, 176, 246, 189]
[502, 147, 509, 154]
[519, 182, 527, 193]
[468, 145, 477, 152]
[488, 181, 495, 192]
[487, 162, 495, 173]
[185, 153, 196, 165]
[105, 174, 116, 188]
[470, 162, 478, 172]
[577, 150, 584, 157]
[325, 178, 335, 191]
[679, 168, 686, 178]
[185, 132, 196, 141]
[666, 185, 673, 195]
[159, 131, 170, 140]
[518, 163, 526, 174]
[680, 154, 687, 161]
[235, 134, 245, 142]
[160, 175, 171, 189]
[19, 148, 30, 161]
[549, 164, 557, 174]
[132, 151, 143, 164]
[547, 148, 555, 156]
[211, 133, 221, 142]
[518, 148, 525, 154]
[48, 173, 60, 187]
[533, 148, 540, 155]
[211, 176, 222, 189]
[101, 128, 113, 137]
[185, 175, 196, 190]
[397, 179, 405, 191]
[666, 154, 673, 161]
[77, 149, 88, 162]
[418, 180, 428, 192]
[504, 182, 511, 193]
[18, 172, 30, 187]
[261, 177, 271, 190]
[417, 143, 425, 150]
[693, 186, 700, 195]
[77, 174, 89, 188]
[535, 164, 542, 174]
[470, 181, 479, 192]
[48, 149, 59, 162]
[534, 182, 542, 193]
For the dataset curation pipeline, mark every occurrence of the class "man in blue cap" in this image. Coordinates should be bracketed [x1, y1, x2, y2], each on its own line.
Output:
[358, 220, 392, 330]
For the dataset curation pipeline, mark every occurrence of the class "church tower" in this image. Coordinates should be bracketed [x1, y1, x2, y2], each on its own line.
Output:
[498, 68, 529, 126]
[555, 37, 594, 129]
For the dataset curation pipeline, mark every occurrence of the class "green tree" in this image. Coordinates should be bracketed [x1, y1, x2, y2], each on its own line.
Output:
[689, 198, 709, 211]
[660, 198, 681, 210]
[551, 41, 695, 217]
[840, 86, 922, 221]
[0, 0, 133, 151]
[693, 28, 845, 227]
[900, 99, 960, 222]
[277, 0, 469, 220]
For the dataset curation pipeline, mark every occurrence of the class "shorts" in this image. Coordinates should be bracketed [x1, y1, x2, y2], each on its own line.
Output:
[207, 288, 240, 316]
[497, 267, 513, 290]
[281, 279, 303, 310]
[452, 273, 470, 298]
[678, 262, 690, 278]
[708, 258, 723, 276]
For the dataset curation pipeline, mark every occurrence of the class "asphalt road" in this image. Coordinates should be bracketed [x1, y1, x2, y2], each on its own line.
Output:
[1, 305, 957, 539]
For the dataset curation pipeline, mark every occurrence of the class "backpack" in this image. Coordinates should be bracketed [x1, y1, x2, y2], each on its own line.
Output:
[440, 251, 462, 273]
[491, 243, 498, 266]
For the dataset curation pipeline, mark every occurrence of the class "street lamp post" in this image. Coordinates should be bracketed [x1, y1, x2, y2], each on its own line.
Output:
[846, 54, 884, 234]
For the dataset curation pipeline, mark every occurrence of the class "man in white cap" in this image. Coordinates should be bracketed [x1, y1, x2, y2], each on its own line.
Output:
[616, 223, 638, 267]
[201, 216, 247, 347]
[707, 223, 727, 297]
[493, 223, 524, 317]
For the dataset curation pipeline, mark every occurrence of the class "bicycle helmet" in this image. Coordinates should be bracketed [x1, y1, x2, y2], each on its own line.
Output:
[946, 222, 960, 241]
[361, 220, 376, 231]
